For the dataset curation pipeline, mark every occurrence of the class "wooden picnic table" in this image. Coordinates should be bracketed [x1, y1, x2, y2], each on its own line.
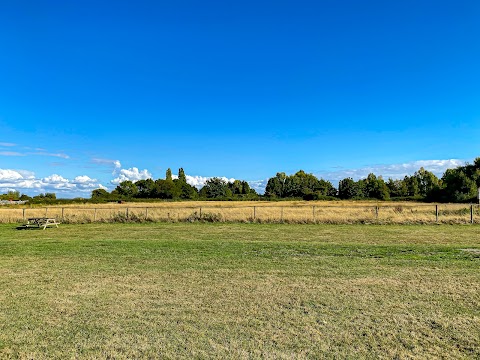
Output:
[24, 217, 60, 230]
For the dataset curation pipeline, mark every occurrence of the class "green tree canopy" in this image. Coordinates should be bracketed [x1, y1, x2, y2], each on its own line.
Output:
[199, 178, 231, 199]
[442, 169, 477, 202]
[91, 188, 110, 200]
[115, 180, 138, 198]
[359, 173, 389, 200]
[165, 168, 173, 181]
[174, 179, 198, 199]
[265, 170, 336, 199]
[135, 179, 155, 198]
[265, 172, 287, 197]
[414, 167, 440, 198]
[178, 168, 187, 183]
[338, 178, 362, 199]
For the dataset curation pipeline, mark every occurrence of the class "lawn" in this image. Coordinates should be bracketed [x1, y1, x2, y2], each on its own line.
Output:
[0, 223, 479, 359]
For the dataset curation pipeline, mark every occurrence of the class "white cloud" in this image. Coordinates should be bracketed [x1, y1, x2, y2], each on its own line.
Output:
[185, 175, 210, 188]
[32, 152, 70, 159]
[184, 174, 267, 193]
[92, 158, 113, 165]
[0, 169, 25, 181]
[74, 175, 94, 183]
[16, 170, 36, 179]
[185, 175, 235, 188]
[0, 151, 25, 156]
[0, 168, 104, 195]
[92, 158, 122, 175]
[41, 174, 76, 190]
[73, 175, 106, 190]
[110, 167, 152, 185]
[247, 179, 268, 194]
[43, 174, 70, 183]
[316, 159, 467, 183]
[0, 144, 69, 159]
[1, 151, 70, 159]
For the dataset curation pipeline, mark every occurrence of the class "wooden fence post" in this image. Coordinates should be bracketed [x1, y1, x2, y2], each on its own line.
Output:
[375, 206, 378, 219]
[199, 207, 202, 217]
[281, 207, 284, 222]
[145, 207, 148, 218]
[94, 208, 97, 222]
[471, 204, 474, 224]
[126, 207, 129, 219]
[45, 207, 48, 217]
[435, 205, 438, 222]
[253, 206, 256, 220]
[61, 207, 64, 222]
[23, 208, 25, 221]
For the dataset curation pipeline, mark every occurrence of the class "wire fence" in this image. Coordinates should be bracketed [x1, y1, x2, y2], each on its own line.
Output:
[1, 203, 479, 224]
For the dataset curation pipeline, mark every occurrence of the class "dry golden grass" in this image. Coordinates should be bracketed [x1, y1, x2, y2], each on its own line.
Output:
[1, 200, 479, 224]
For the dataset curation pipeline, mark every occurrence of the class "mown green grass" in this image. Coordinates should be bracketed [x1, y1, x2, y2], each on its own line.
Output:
[0, 223, 479, 359]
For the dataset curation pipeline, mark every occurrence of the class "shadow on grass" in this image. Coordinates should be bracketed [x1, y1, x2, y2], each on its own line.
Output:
[15, 225, 42, 230]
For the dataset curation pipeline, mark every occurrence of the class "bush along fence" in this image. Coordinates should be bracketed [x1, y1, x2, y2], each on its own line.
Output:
[1, 204, 480, 224]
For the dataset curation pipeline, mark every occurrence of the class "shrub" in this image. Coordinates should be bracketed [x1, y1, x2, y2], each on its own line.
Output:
[186, 211, 222, 222]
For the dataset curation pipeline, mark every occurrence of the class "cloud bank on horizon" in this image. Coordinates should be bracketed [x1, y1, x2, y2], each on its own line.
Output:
[0, 158, 471, 197]
[0, 169, 105, 195]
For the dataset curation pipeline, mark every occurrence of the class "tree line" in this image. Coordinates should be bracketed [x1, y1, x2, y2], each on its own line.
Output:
[89, 158, 480, 203]
[91, 168, 258, 201]
[265, 157, 480, 203]
[0, 190, 57, 203]
[3, 158, 479, 203]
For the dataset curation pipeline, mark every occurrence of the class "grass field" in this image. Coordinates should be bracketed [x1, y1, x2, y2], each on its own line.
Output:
[1, 223, 479, 358]
[1, 200, 479, 224]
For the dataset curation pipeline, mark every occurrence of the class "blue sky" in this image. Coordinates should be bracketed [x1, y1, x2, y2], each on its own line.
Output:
[0, 1, 479, 197]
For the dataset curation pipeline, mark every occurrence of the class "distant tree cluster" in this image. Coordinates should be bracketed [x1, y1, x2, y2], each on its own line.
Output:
[199, 178, 256, 199]
[265, 158, 480, 203]
[0, 191, 56, 202]
[0, 190, 21, 200]
[265, 170, 336, 200]
[91, 168, 258, 202]
[439, 158, 480, 202]
[33, 192, 57, 200]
